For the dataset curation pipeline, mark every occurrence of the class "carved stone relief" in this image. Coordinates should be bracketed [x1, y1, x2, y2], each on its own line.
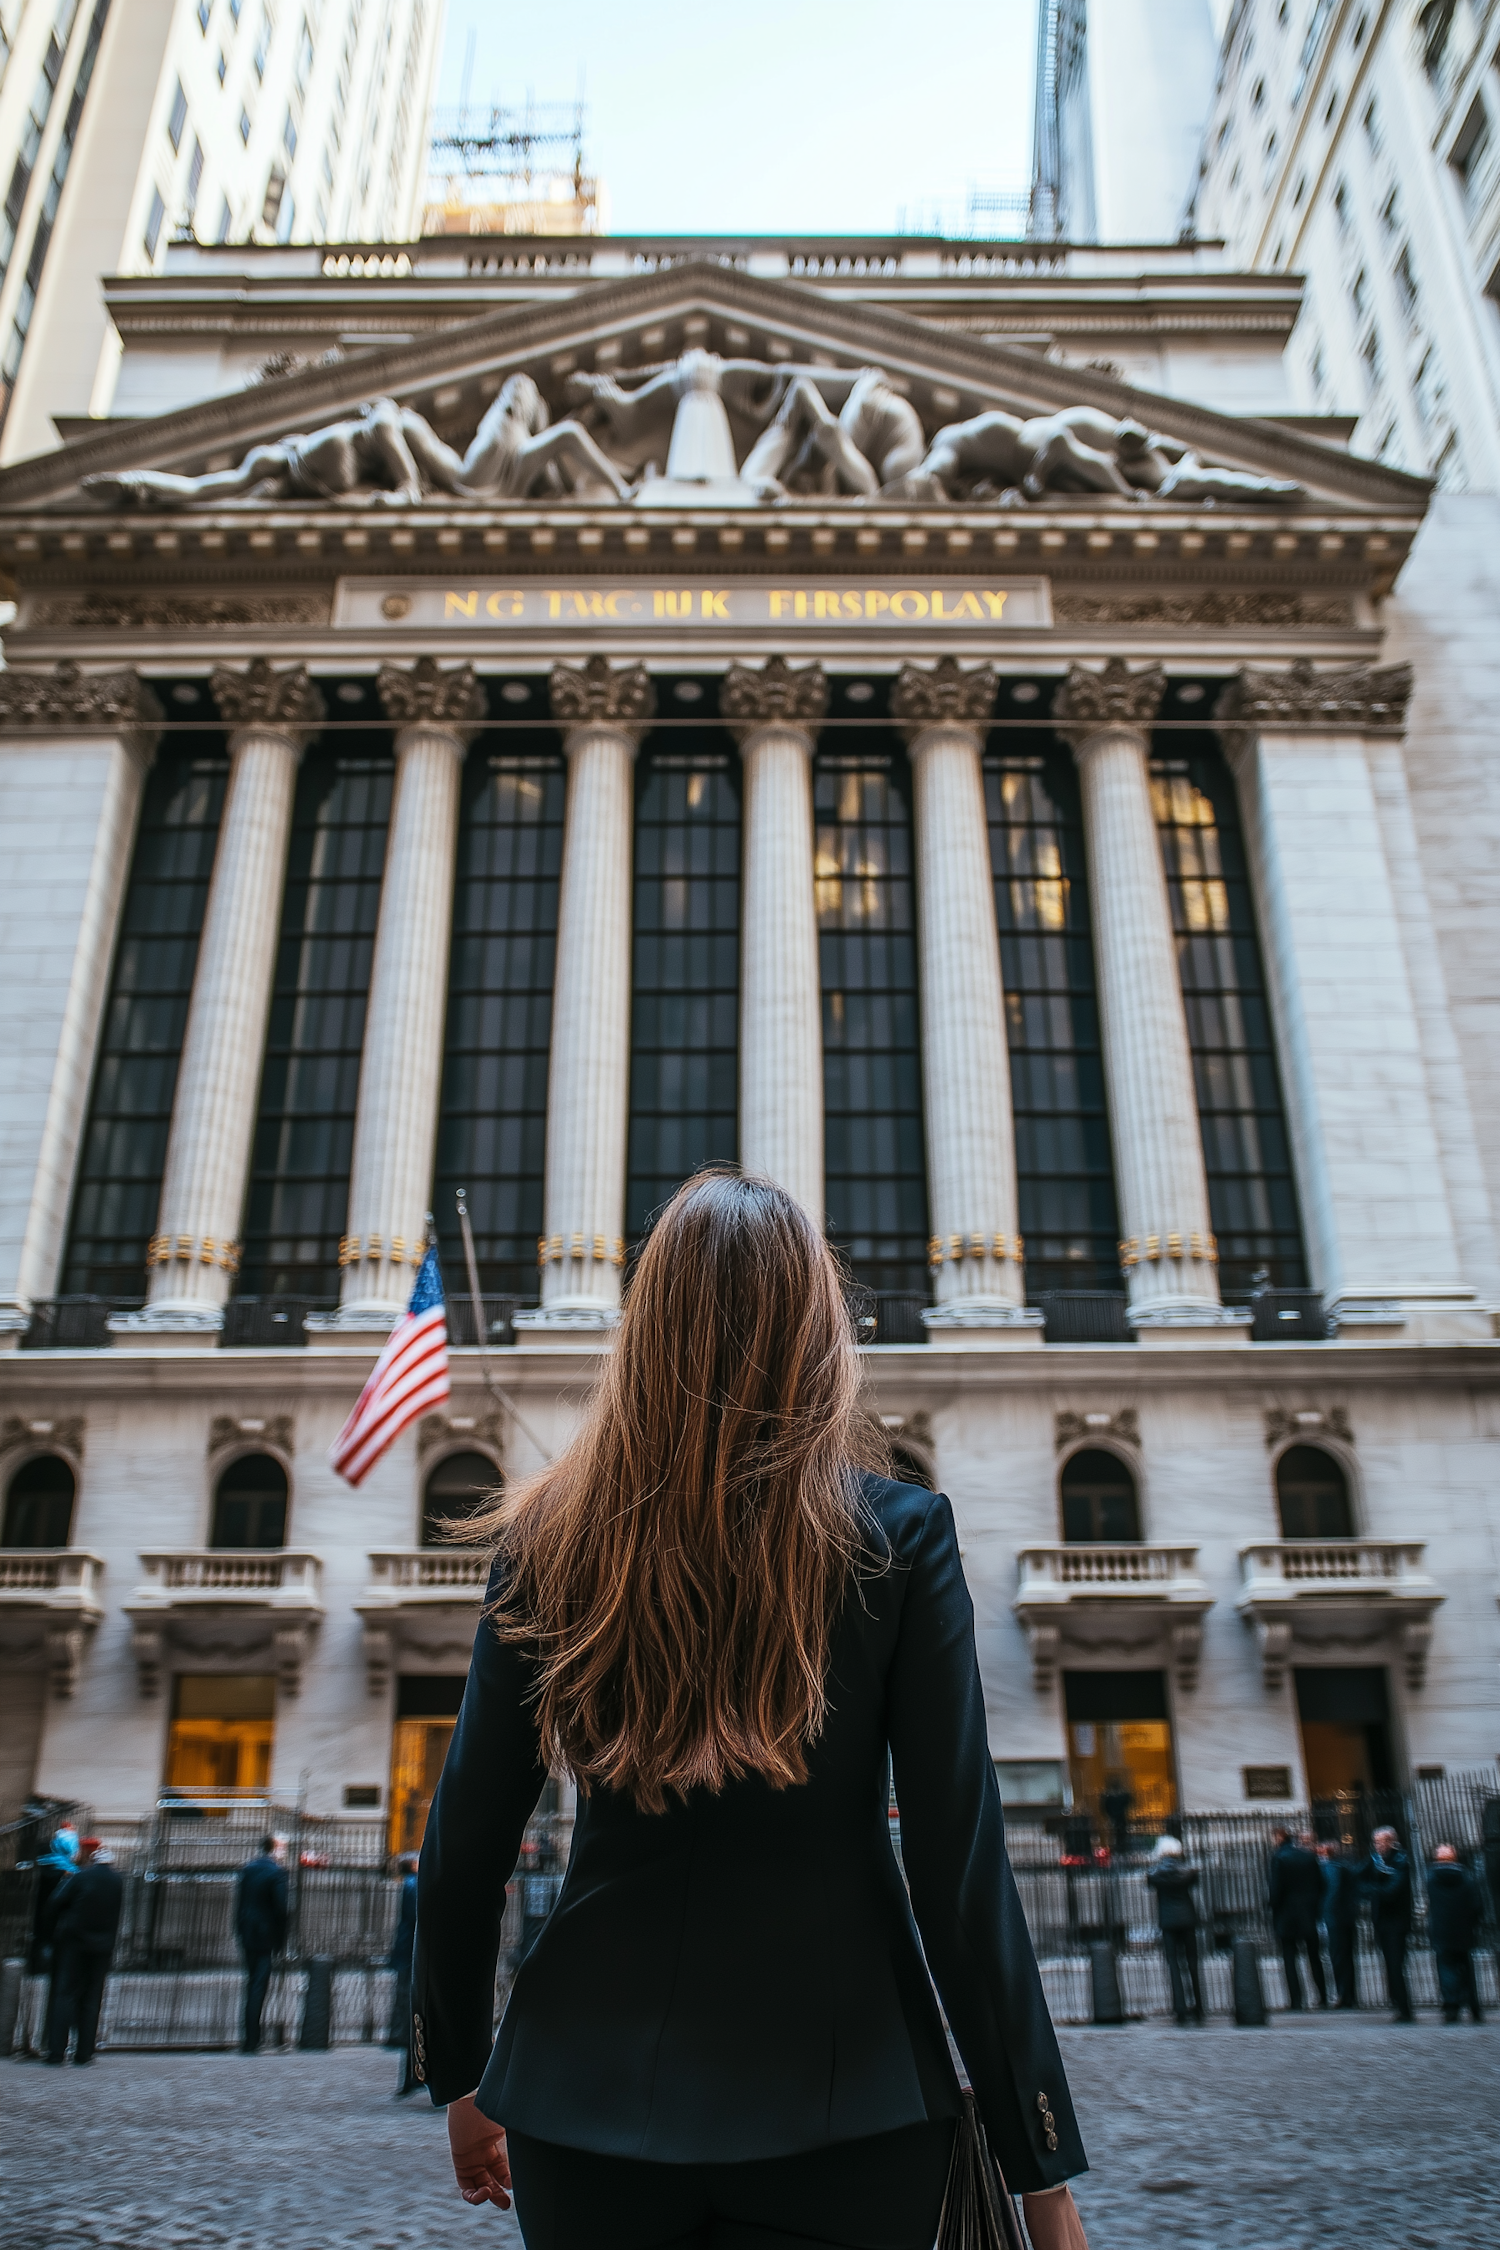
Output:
[417, 1410, 504, 1462]
[209, 1413, 294, 1457]
[1052, 591, 1355, 629]
[1216, 661, 1414, 733]
[1054, 1407, 1140, 1453]
[27, 593, 331, 632]
[1263, 1406, 1353, 1449]
[1, 1413, 84, 1460]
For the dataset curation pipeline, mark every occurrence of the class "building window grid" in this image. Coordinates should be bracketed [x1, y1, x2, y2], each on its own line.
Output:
[626, 740, 741, 1243]
[61, 741, 229, 1299]
[238, 742, 392, 1299]
[433, 744, 565, 1299]
[0, 0, 108, 419]
[984, 746, 1122, 1294]
[1150, 739, 1307, 1294]
[815, 746, 931, 1295]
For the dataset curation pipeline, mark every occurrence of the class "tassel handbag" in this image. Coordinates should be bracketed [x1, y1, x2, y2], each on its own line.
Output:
[935, 2090, 1030, 2250]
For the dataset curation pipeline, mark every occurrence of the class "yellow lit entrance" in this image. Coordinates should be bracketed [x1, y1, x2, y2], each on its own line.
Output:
[165, 1675, 275, 1792]
[1062, 1671, 1178, 1837]
[388, 1676, 466, 1855]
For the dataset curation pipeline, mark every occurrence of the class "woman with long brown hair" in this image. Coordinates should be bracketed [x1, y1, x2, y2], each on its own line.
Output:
[414, 1171, 1090, 2250]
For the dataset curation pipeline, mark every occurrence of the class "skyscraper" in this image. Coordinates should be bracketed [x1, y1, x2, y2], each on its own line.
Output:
[0, 0, 444, 467]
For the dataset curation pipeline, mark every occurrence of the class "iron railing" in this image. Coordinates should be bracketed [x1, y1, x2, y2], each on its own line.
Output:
[18, 1297, 141, 1349]
[1033, 1292, 1133, 1343]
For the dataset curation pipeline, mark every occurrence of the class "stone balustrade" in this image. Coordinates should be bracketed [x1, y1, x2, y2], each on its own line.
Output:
[124, 1549, 324, 1700]
[1236, 1538, 1443, 1691]
[1013, 1541, 1212, 1693]
[0, 1548, 105, 1697]
[355, 1546, 490, 1695]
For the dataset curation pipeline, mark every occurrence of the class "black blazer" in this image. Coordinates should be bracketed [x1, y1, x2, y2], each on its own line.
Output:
[235, 1855, 289, 1956]
[1362, 1849, 1414, 1931]
[1268, 1842, 1323, 1934]
[49, 1864, 123, 1957]
[1147, 1863, 1200, 1931]
[413, 1476, 1085, 2194]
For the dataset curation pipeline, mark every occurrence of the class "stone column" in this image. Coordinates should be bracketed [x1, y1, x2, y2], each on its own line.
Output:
[114, 663, 322, 1341]
[328, 661, 484, 1328]
[1220, 663, 1487, 1339]
[893, 659, 1040, 1341]
[0, 666, 161, 1344]
[516, 657, 653, 1334]
[721, 657, 825, 1224]
[1055, 660, 1238, 1339]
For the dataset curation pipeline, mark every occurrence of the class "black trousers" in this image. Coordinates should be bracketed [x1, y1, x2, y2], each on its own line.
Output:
[1436, 1948, 1484, 2022]
[46, 1943, 110, 2063]
[1327, 1920, 1359, 2008]
[1375, 1924, 1413, 2019]
[506, 2120, 956, 2250]
[1161, 1928, 1203, 2021]
[1278, 1925, 1328, 2009]
[241, 1950, 274, 2051]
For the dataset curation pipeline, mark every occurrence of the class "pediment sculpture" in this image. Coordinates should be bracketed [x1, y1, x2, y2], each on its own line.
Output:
[79, 342, 1305, 512]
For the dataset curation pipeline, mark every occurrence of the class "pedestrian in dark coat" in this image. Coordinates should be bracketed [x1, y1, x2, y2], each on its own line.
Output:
[44, 1839, 123, 2065]
[234, 1834, 289, 2054]
[389, 1854, 419, 2094]
[1318, 1842, 1362, 2008]
[1146, 1836, 1204, 2023]
[28, 1825, 78, 1975]
[1426, 1844, 1485, 2024]
[1482, 1795, 1500, 1927]
[1268, 1827, 1328, 2009]
[1363, 1826, 1415, 2021]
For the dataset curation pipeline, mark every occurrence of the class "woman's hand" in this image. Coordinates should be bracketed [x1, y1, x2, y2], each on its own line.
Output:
[1021, 2183, 1089, 2250]
[446, 2093, 512, 2209]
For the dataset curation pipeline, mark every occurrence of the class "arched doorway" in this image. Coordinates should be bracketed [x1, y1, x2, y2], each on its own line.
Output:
[210, 1454, 288, 1548]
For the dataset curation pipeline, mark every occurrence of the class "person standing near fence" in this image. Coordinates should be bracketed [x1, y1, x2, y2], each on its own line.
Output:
[1318, 1841, 1362, 2009]
[1425, 1844, 1485, 2025]
[1363, 1826, 1415, 2023]
[235, 1833, 289, 2055]
[1268, 1827, 1328, 2010]
[43, 1838, 122, 2066]
[1146, 1835, 1204, 2024]
[389, 1854, 419, 2094]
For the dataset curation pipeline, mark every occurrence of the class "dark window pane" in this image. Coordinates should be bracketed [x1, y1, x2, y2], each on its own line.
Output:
[816, 746, 930, 1293]
[210, 1451, 288, 1548]
[238, 745, 392, 1297]
[2, 1453, 76, 1547]
[1151, 743, 1307, 1292]
[986, 748, 1122, 1293]
[628, 741, 740, 1239]
[434, 744, 564, 1295]
[62, 736, 229, 1296]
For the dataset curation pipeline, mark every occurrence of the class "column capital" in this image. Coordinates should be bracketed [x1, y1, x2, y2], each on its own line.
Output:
[211, 659, 324, 747]
[0, 660, 162, 762]
[891, 657, 996, 745]
[722, 656, 828, 746]
[1053, 659, 1164, 747]
[549, 655, 654, 746]
[1214, 660, 1413, 735]
[377, 657, 486, 744]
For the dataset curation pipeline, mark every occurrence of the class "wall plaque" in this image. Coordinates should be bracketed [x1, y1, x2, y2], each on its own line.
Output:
[334, 576, 1052, 632]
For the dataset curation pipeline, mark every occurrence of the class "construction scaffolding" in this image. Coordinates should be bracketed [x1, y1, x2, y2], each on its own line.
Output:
[422, 95, 606, 239]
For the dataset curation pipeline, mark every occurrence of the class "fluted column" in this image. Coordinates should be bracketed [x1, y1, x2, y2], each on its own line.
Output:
[331, 661, 484, 1324]
[722, 657, 825, 1223]
[518, 657, 653, 1332]
[0, 666, 161, 1342]
[894, 660, 1040, 1339]
[1055, 661, 1235, 1335]
[121, 663, 322, 1336]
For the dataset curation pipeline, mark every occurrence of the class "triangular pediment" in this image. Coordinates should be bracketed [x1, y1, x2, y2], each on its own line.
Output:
[0, 258, 1428, 519]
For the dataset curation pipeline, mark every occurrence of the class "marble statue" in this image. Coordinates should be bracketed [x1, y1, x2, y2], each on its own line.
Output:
[567, 347, 784, 490]
[906, 403, 1303, 505]
[739, 368, 927, 498]
[82, 380, 631, 509]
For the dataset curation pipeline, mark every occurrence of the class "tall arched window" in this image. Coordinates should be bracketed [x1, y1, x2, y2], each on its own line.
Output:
[422, 1451, 499, 1546]
[2, 1455, 76, 1547]
[210, 1454, 288, 1549]
[1275, 1445, 1353, 1539]
[1060, 1448, 1141, 1543]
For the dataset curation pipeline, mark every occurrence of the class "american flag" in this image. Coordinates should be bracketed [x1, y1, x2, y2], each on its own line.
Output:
[329, 1245, 450, 1487]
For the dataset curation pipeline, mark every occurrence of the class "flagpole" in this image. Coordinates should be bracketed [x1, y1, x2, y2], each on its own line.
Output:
[454, 1187, 552, 1466]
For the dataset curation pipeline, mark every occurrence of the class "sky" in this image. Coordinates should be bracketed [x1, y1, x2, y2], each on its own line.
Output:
[432, 0, 1039, 238]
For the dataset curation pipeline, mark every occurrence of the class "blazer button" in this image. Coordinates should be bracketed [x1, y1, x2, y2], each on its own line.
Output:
[1036, 2093, 1050, 2113]
[1046, 2133, 1059, 2152]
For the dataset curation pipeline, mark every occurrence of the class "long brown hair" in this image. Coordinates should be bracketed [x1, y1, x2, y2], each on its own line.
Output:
[485, 1171, 879, 1812]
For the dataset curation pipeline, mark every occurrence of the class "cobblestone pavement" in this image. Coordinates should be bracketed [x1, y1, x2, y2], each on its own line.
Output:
[1, 2019, 1496, 2250]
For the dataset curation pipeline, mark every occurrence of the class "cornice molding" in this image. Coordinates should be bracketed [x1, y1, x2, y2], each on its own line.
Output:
[0, 660, 162, 756]
[377, 657, 486, 737]
[1215, 660, 1414, 734]
[721, 656, 828, 741]
[891, 657, 998, 738]
[1053, 658, 1166, 737]
[549, 654, 655, 737]
[210, 657, 325, 741]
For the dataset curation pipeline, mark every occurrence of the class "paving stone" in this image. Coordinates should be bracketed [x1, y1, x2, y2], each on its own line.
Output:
[1, 2022, 1496, 2248]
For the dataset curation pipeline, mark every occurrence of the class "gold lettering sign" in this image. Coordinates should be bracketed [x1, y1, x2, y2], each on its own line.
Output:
[336, 576, 1051, 632]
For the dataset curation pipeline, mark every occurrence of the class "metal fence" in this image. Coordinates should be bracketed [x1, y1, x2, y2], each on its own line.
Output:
[5, 1775, 1496, 2049]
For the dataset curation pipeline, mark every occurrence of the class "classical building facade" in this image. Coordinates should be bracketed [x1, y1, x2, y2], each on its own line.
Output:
[0, 231, 1496, 1842]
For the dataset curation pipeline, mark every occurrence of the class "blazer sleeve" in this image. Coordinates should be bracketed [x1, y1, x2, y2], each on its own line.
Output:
[887, 1493, 1086, 2195]
[411, 1560, 549, 2106]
